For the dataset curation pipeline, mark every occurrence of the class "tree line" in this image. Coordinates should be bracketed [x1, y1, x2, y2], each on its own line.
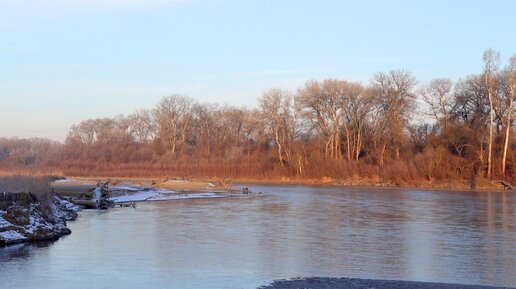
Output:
[1, 50, 514, 186]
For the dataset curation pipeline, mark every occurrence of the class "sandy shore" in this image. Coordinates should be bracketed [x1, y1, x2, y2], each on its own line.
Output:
[258, 277, 514, 289]
[50, 177, 233, 196]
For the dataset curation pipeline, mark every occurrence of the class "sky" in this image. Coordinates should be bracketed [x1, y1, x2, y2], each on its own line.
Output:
[1, 0, 515, 141]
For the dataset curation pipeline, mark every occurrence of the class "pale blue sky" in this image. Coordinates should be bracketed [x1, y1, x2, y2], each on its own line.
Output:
[1, 0, 515, 141]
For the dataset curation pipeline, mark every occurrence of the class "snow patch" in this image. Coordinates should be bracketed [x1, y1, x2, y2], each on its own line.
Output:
[1, 196, 78, 244]
[93, 186, 102, 201]
[0, 214, 12, 229]
[110, 186, 140, 191]
[0, 230, 27, 241]
[110, 190, 223, 203]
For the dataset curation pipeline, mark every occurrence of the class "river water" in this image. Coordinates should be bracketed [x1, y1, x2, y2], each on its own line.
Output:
[0, 185, 515, 289]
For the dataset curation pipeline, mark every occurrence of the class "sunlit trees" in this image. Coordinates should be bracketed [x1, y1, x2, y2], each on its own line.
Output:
[371, 70, 417, 164]
[259, 88, 298, 167]
[154, 95, 195, 154]
[341, 82, 374, 161]
[501, 55, 516, 177]
[2, 50, 515, 185]
[297, 79, 348, 160]
[128, 109, 156, 143]
[483, 49, 501, 179]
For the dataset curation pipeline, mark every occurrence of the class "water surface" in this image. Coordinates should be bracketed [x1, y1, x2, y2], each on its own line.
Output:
[1, 185, 514, 288]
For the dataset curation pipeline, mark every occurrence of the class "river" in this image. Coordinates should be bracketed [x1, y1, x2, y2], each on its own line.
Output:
[0, 185, 514, 288]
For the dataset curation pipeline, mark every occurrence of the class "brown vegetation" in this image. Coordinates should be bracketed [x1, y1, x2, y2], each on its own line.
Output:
[0, 175, 56, 194]
[0, 50, 514, 188]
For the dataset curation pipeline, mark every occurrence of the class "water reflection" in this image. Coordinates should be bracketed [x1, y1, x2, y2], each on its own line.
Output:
[0, 186, 515, 289]
[0, 240, 54, 260]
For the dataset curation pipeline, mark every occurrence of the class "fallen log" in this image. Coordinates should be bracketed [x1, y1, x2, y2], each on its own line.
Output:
[500, 180, 514, 190]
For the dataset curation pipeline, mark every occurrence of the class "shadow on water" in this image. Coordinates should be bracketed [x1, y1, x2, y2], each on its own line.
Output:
[0, 239, 58, 261]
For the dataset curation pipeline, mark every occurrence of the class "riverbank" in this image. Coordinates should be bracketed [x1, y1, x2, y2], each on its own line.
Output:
[51, 177, 233, 196]
[227, 176, 513, 192]
[57, 175, 512, 193]
[0, 192, 79, 246]
[1, 176, 238, 245]
[258, 277, 514, 289]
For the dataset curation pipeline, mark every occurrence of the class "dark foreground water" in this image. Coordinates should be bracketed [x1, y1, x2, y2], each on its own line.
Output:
[0, 185, 514, 289]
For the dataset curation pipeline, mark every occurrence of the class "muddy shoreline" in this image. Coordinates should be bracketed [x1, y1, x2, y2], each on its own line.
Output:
[258, 277, 514, 289]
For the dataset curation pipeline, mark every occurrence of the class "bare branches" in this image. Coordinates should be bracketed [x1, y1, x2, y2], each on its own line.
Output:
[419, 78, 453, 129]
[371, 69, 417, 162]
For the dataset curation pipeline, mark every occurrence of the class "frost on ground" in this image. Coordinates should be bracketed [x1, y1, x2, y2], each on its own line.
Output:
[0, 230, 27, 242]
[0, 193, 80, 246]
[110, 185, 141, 191]
[109, 189, 223, 203]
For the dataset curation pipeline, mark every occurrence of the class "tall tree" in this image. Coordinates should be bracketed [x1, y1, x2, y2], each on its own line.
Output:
[128, 109, 156, 142]
[483, 49, 500, 179]
[297, 79, 348, 160]
[259, 88, 297, 167]
[420, 78, 453, 130]
[341, 82, 374, 161]
[371, 70, 417, 164]
[154, 95, 195, 154]
[501, 55, 516, 177]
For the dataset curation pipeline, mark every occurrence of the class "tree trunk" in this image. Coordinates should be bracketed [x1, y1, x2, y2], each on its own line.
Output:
[333, 127, 341, 160]
[379, 142, 387, 166]
[296, 155, 303, 176]
[344, 125, 351, 162]
[479, 145, 484, 177]
[355, 128, 362, 161]
[325, 134, 333, 159]
[502, 98, 512, 178]
[275, 129, 284, 167]
[488, 92, 494, 179]
[171, 123, 177, 153]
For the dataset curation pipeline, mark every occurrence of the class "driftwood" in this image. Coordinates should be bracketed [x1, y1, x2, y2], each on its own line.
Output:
[220, 179, 233, 189]
[71, 182, 114, 209]
[119, 202, 136, 208]
[500, 180, 514, 190]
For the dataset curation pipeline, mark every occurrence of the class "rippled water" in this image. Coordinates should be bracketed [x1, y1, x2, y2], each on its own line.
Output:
[0, 185, 515, 288]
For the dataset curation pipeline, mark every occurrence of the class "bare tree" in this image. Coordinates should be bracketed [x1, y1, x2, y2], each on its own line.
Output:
[297, 79, 347, 160]
[259, 88, 297, 167]
[154, 95, 195, 154]
[128, 109, 156, 142]
[451, 75, 490, 177]
[371, 70, 417, 164]
[501, 55, 516, 177]
[483, 49, 500, 179]
[341, 82, 374, 161]
[420, 78, 453, 130]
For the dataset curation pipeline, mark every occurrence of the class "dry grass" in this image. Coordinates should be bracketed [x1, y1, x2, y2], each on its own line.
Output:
[0, 169, 64, 177]
[0, 175, 57, 194]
